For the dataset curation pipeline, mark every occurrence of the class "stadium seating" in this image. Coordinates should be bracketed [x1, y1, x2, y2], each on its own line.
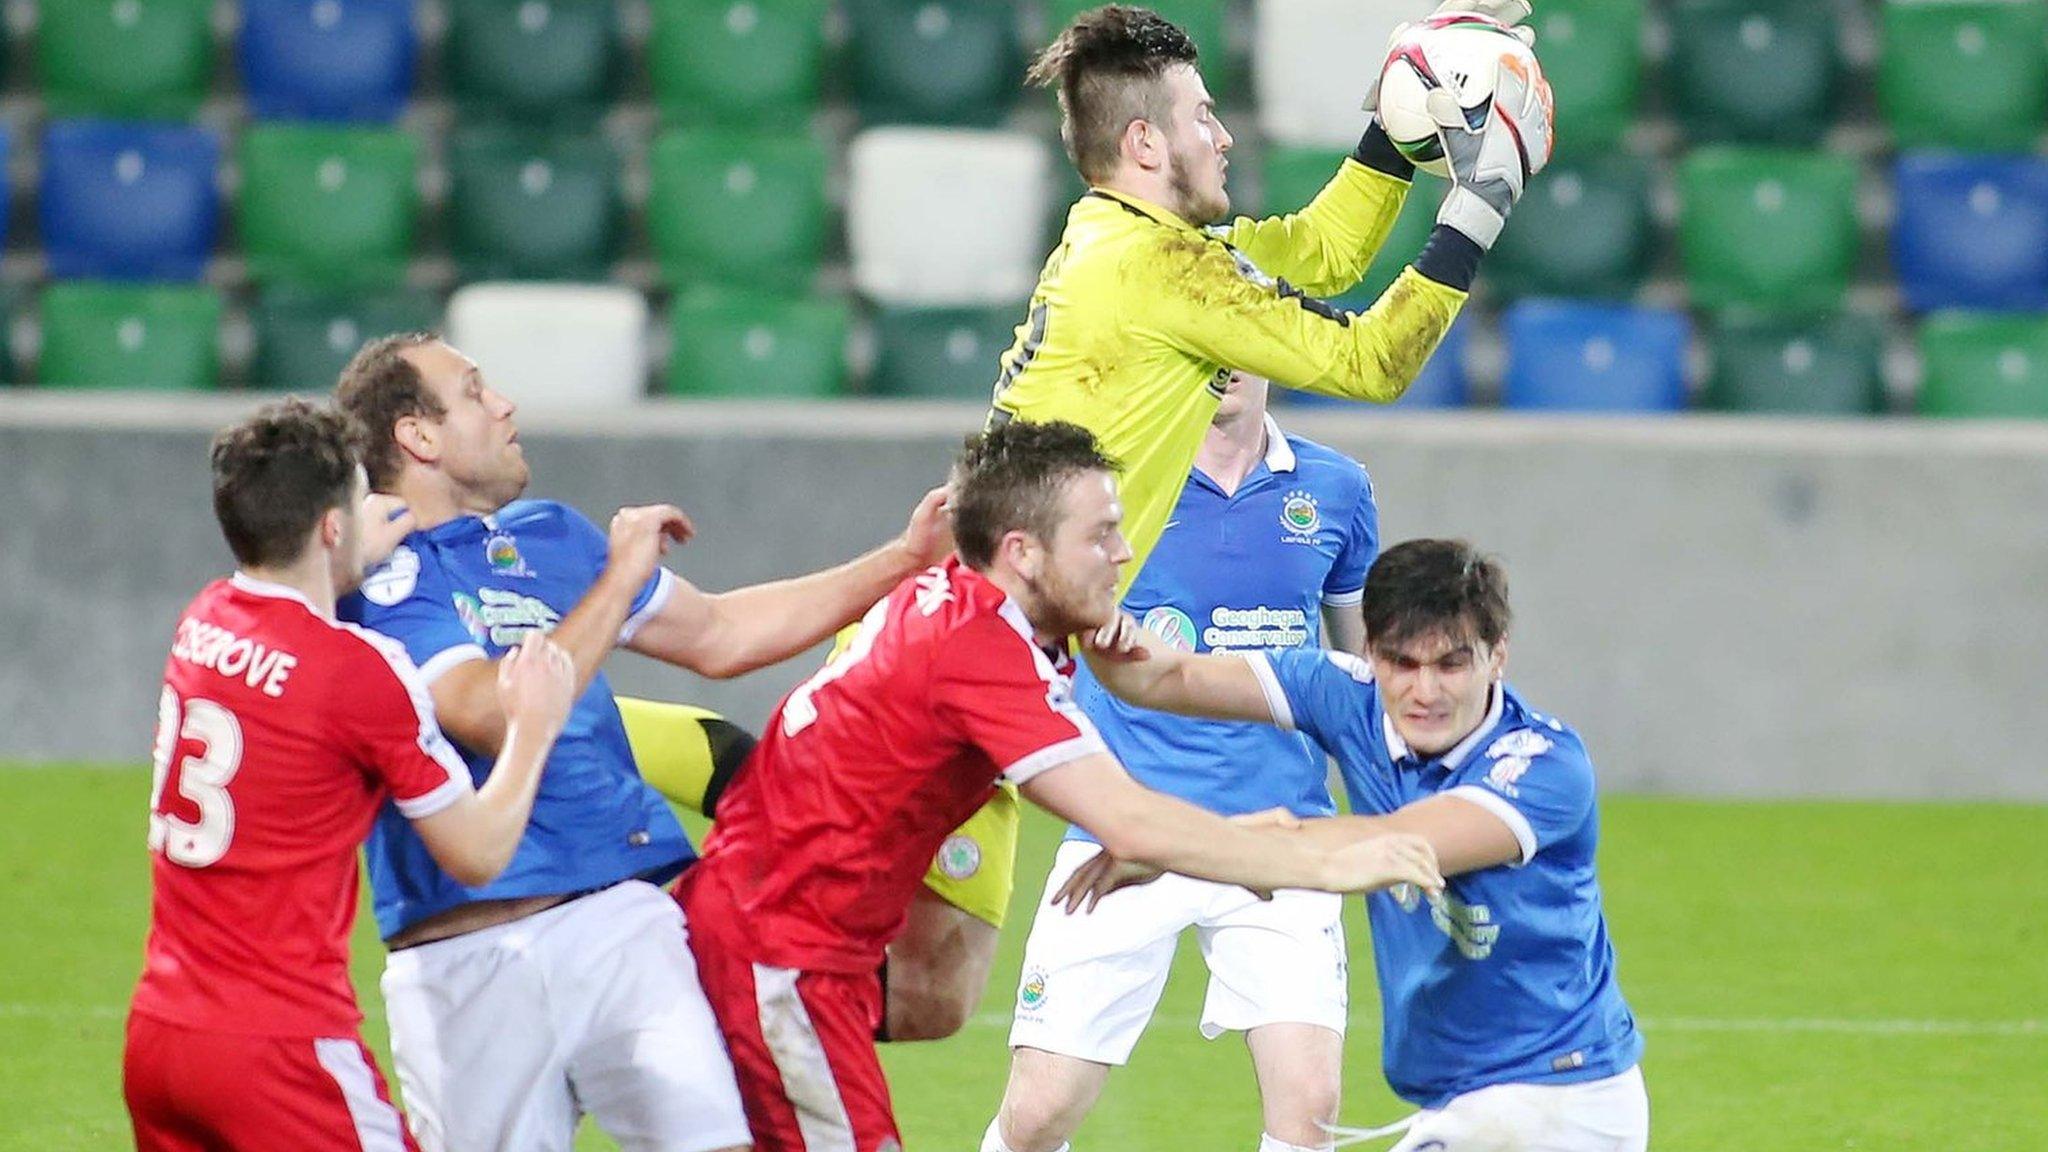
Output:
[1678, 147, 1859, 313]
[444, 0, 620, 125]
[845, 0, 1024, 127]
[1703, 313, 1885, 414]
[1500, 300, 1690, 412]
[446, 128, 620, 281]
[40, 120, 221, 283]
[1489, 154, 1653, 300]
[37, 282, 222, 390]
[0, 128, 12, 253]
[647, 128, 828, 291]
[240, 0, 415, 122]
[1254, 0, 1420, 148]
[1283, 314, 1470, 409]
[646, 0, 830, 125]
[1879, 0, 2048, 154]
[1917, 312, 2048, 418]
[869, 306, 1020, 398]
[848, 128, 1050, 307]
[238, 123, 419, 287]
[1665, 0, 1839, 144]
[1891, 153, 2048, 314]
[445, 283, 648, 406]
[665, 287, 850, 398]
[250, 284, 440, 391]
[1528, 0, 1643, 153]
[37, 0, 214, 120]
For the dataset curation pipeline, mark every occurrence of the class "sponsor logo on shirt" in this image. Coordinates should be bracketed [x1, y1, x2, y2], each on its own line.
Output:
[1391, 886, 1501, 961]
[361, 546, 420, 606]
[1204, 605, 1310, 650]
[1280, 489, 1321, 543]
[1486, 756, 1531, 799]
[453, 588, 561, 648]
[1140, 606, 1198, 652]
[1486, 729, 1554, 761]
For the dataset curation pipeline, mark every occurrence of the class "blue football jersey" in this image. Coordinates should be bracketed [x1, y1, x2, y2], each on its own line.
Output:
[1069, 422, 1377, 841]
[1248, 648, 1644, 1108]
[339, 500, 695, 939]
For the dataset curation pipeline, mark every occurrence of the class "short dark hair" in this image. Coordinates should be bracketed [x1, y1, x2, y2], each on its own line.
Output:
[1028, 5, 1199, 184]
[334, 331, 442, 492]
[210, 398, 361, 569]
[951, 420, 1121, 569]
[1361, 539, 1513, 654]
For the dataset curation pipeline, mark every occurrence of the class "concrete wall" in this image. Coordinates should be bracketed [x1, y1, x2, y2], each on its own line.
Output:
[5, 392, 2044, 800]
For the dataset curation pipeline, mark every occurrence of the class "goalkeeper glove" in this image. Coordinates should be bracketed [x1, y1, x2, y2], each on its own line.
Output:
[1429, 51, 1554, 250]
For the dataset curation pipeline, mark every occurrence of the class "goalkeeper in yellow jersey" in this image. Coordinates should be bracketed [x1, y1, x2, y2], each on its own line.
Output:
[994, 2, 1553, 583]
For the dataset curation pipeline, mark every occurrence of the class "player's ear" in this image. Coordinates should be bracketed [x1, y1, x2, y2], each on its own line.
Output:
[1121, 117, 1161, 172]
[1489, 637, 1509, 682]
[393, 412, 438, 466]
[318, 505, 346, 551]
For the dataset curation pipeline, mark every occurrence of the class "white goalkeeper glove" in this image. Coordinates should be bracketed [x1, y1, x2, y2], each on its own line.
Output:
[1429, 52, 1554, 250]
[1361, 0, 1537, 118]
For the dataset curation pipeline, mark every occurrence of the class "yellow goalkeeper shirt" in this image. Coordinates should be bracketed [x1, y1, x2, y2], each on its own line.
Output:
[990, 158, 1466, 587]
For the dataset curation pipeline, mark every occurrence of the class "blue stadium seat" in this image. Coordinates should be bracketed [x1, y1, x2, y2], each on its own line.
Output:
[40, 120, 220, 282]
[1892, 153, 2048, 314]
[1283, 315, 1469, 409]
[240, 0, 415, 122]
[1501, 301, 1691, 412]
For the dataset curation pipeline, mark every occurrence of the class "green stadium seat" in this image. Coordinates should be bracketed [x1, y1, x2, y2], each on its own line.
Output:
[1490, 154, 1653, 300]
[646, 0, 829, 125]
[846, 0, 1023, 126]
[1261, 148, 1445, 306]
[1703, 313, 1884, 414]
[444, 0, 620, 125]
[647, 128, 828, 291]
[38, 0, 213, 119]
[1917, 312, 2048, 418]
[38, 282, 220, 390]
[239, 124, 419, 288]
[250, 285, 440, 392]
[1528, 0, 1645, 153]
[446, 128, 620, 281]
[665, 287, 849, 398]
[870, 306, 1019, 398]
[1678, 147, 1859, 314]
[1667, 0, 1840, 144]
[1046, 0, 1231, 91]
[1880, 1, 2048, 153]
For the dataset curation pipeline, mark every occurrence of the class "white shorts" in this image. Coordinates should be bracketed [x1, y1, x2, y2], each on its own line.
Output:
[1008, 840, 1348, 1065]
[1389, 1065, 1649, 1152]
[380, 880, 750, 1152]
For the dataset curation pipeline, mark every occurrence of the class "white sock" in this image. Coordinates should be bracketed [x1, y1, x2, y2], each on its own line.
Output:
[981, 1118, 1071, 1152]
[1258, 1134, 1330, 1152]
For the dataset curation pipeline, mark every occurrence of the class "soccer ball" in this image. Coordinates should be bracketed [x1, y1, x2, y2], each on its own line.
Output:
[1374, 13, 1545, 179]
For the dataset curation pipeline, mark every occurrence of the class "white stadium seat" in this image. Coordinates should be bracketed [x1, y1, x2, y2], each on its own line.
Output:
[444, 282, 649, 408]
[1253, 0, 1433, 148]
[847, 127, 1050, 308]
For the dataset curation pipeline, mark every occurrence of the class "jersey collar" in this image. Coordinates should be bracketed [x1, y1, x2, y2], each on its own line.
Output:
[230, 570, 324, 617]
[1381, 681, 1506, 772]
[1261, 415, 1297, 473]
[1085, 187, 1201, 233]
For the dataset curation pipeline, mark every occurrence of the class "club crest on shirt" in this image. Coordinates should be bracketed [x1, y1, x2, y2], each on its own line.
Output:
[360, 546, 419, 606]
[1486, 729, 1553, 761]
[1140, 605, 1198, 652]
[1019, 968, 1049, 1012]
[1486, 756, 1531, 798]
[484, 530, 533, 577]
[1280, 490, 1321, 542]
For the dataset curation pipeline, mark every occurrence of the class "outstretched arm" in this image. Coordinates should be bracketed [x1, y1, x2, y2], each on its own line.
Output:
[1078, 614, 1277, 724]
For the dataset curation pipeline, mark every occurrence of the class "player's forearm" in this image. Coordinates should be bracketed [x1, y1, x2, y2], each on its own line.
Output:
[550, 567, 642, 695]
[1111, 799, 1347, 894]
[690, 540, 920, 679]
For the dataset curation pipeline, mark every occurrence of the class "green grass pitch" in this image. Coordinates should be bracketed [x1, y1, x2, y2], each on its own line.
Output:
[4, 764, 2043, 1151]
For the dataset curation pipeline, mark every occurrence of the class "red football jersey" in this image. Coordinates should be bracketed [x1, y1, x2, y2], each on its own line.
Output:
[695, 558, 1105, 973]
[131, 573, 472, 1036]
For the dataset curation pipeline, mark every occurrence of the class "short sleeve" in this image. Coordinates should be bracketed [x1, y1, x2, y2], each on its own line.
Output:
[556, 504, 674, 644]
[1322, 463, 1379, 607]
[338, 626, 475, 819]
[932, 617, 1106, 785]
[345, 545, 485, 684]
[1445, 728, 1595, 865]
[1242, 647, 1376, 756]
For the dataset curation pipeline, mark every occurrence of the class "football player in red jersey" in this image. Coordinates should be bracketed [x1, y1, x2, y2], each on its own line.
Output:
[674, 420, 1444, 1152]
[123, 400, 607, 1152]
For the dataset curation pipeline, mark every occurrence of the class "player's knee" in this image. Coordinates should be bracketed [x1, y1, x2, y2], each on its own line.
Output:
[886, 977, 975, 1041]
[1262, 1071, 1341, 1145]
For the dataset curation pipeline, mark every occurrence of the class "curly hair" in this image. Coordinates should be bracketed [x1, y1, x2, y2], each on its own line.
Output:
[951, 420, 1122, 569]
[1028, 5, 1200, 183]
[334, 331, 442, 492]
[209, 398, 362, 568]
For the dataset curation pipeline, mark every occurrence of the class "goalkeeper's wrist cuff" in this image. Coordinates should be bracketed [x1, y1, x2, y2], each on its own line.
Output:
[1435, 185, 1506, 251]
[1413, 225, 1484, 292]
[1352, 122, 1415, 181]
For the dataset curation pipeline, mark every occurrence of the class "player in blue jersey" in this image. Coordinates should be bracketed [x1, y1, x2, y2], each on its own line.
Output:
[1066, 539, 1648, 1152]
[333, 333, 955, 1152]
[983, 371, 1379, 1152]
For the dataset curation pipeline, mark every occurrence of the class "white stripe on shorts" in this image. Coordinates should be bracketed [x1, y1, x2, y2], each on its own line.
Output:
[313, 1037, 410, 1152]
[753, 964, 857, 1152]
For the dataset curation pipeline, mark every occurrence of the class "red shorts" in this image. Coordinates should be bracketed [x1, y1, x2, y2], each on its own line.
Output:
[676, 869, 900, 1152]
[124, 1012, 419, 1152]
